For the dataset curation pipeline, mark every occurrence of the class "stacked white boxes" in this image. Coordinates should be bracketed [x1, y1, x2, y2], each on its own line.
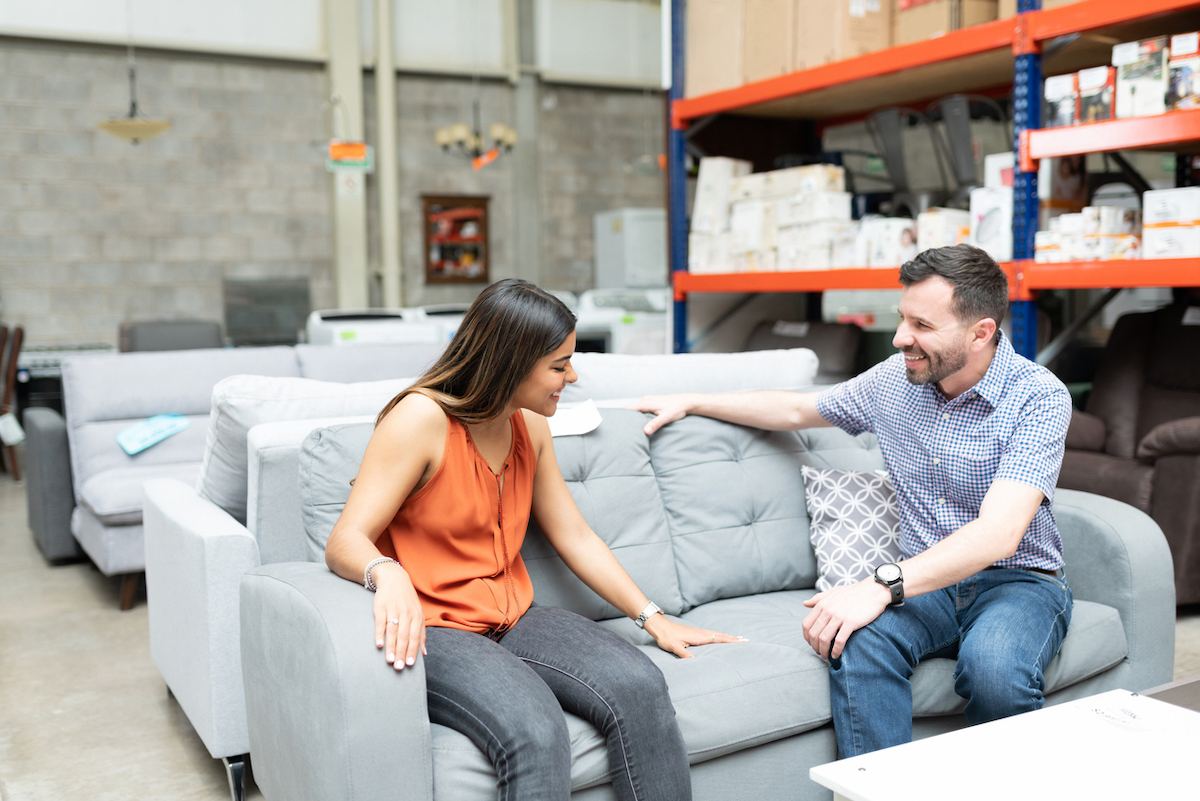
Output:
[862, 217, 918, 268]
[916, 208, 971, 252]
[1142, 187, 1200, 258]
[689, 157, 752, 275]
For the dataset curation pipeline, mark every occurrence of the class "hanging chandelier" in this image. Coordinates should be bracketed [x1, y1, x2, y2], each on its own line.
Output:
[96, 2, 170, 144]
[434, 97, 517, 170]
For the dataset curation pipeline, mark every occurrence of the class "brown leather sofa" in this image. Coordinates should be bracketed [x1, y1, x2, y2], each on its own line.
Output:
[1058, 300, 1200, 604]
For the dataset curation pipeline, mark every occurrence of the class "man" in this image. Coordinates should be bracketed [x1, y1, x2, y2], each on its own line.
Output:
[631, 244, 1073, 756]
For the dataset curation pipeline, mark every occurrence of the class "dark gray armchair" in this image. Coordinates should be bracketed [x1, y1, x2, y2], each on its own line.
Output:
[1057, 301, 1200, 603]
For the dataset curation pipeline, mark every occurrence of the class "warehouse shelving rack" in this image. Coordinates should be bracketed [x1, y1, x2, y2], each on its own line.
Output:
[668, 0, 1200, 355]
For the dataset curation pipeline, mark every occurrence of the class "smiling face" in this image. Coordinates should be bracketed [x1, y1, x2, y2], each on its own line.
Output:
[893, 276, 979, 394]
[510, 331, 577, 417]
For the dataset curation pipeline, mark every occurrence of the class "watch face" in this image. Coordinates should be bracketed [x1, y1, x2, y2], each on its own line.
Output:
[876, 563, 902, 583]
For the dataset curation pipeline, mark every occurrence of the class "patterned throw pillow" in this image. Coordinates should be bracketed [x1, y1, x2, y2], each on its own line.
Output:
[801, 466, 902, 592]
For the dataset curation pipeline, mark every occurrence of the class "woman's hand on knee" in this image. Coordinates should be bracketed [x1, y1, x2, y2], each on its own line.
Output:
[372, 564, 427, 671]
[644, 617, 747, 659]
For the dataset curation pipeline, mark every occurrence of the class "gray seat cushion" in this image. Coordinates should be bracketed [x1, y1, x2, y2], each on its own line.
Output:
[79, 462, 202, 525]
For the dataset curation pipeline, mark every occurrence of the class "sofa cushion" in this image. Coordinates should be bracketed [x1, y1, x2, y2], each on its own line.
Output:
[299, 422, 376, 561]
[197, 375, 412, 524]
[78, 462, 203, 525]
[801, 466, 901, 592]
[561, 348, 819, 405]
[295, 342, 445, 383]
[645, 414, 883, 611]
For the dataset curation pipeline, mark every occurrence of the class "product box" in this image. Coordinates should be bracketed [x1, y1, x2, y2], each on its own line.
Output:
[730, 172, 771, 202]
[1034, 230, 1063, 263]
[831, 223, 868, 267]
[1043, 72, 1079, 128]
[969, 186, 1014, 263]
[776, 191, 853, 226]
[998, 0, 1081, 18]
[794, 0, 892, 70]
[766, 164, 847, 196]
[730, 199, 778, 252]
[863, 217, 918, 267]
[1077, 66, 1116, 123]
[686, 0, 745, 98]
[1113, 37, 1169, 119]
[1142, 187, 1200, 225]
[1096, 205, 1141, 235]
[1168, 32, 1200, 110]
[688, 232, 735, 274]
[744, 0, 797, 83]
[692, 157, 753, 233]
[1097, 235, 1141, 260]
[1142, 226, 1200, 258]
[983, 152, 1087, 209]
[894, 0, 997, 47]
[916, 207, 971, 252]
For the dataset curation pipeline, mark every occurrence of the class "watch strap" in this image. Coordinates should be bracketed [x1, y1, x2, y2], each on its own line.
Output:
[634, 601, 662, 628]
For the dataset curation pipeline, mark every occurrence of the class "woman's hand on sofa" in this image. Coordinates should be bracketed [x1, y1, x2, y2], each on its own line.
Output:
[642, 615, 747, 659]
[801, 580, 892, 660]
[372, 563, 427, 671]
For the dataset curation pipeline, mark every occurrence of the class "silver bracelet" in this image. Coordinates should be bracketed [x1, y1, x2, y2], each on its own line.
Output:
[364, 557, 401, 592]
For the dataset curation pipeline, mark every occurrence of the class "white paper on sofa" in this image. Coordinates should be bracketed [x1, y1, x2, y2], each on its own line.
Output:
[548, 399, 602, 437]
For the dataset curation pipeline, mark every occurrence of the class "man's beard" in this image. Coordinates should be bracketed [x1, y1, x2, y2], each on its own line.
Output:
[902, 340, 968, 387]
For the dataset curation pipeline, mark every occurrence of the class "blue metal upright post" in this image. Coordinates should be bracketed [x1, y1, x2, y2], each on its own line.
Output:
[1010, 0, 1042, 359]
[668, 0, 689, 353]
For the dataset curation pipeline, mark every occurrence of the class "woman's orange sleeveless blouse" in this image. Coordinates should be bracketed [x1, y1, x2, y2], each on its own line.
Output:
[376, 411, 536, 634]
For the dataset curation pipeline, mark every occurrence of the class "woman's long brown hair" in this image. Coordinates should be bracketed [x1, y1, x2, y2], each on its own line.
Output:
[377, 279, 576, 426]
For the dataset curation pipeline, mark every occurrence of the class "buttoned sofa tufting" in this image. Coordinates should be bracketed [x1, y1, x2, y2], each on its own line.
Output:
[142, 348, 1174, 801]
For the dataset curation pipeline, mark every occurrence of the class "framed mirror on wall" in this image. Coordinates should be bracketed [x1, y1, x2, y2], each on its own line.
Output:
[423, 195, 489, 284]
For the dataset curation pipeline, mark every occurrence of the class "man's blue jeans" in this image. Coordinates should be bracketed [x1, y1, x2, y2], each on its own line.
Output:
[829, 567, 1073, 757]
[423, 606, 691, 801]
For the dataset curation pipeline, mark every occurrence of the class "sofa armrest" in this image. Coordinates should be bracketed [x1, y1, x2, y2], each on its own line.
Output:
[22, 407, 80, 561]
[1055, 489, 1175, 692]
[1065, 410, 1106, 453]
[1136, 416, 1200, 460]
[143, 479, 261, 759]
[240, 563, 433, 801]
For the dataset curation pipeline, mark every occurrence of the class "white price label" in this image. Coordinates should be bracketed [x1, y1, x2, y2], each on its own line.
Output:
[1172, 32, 1200, 57]
[849, 0, 867, 17]
[1111, 41, 1139, 66]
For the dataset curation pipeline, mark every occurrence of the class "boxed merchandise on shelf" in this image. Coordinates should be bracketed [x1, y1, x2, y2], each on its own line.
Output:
[916, 207, 970, 251]
[730, 199, 778, 252]
[1043, 72, 1079, 128]
[685, 0, 744, 98]
[1044, 207, 1142, 261]
[863, 217, 918, 267]
[1142, 187, 1200, 258]
[1114, 37, 1169, 119]
[1143, 226, 1200, 258]
[1078, 66, 1116, 123]
[1168, 32, 1200, 110]
[998, 0, 1080, 17]
[832, 223, 869, 267]
[692, 157, 753, 233]
[983, 151, 1086, 227]
[776, 191, 853, 226]
[688, 232, 735, 274]
[744, 0, 797, 83]
[766, 164, 847, 195]
[794, 0, 891, 70]
[969, 186, 1013, 262]
[730, 172, 772, 201]
[893, 0, 997, 47]
[778, 220, 857, 270]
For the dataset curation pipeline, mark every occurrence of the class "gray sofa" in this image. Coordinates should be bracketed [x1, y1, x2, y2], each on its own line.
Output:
[230, 409, 1174, 801]
[22, 342, 446, 607]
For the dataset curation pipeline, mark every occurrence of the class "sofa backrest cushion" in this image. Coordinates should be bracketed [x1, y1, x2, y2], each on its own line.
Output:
[560, 348, 820, 404]
[299, 421, 376, 562]
[61, 346, 299, 503]
[197, 375, 412, 524]
[295, 343, 446, 383]
[649, 418, 884, 610]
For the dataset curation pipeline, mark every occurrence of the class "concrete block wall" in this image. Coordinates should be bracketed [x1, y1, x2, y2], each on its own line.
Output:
[0, 38, 332, 347]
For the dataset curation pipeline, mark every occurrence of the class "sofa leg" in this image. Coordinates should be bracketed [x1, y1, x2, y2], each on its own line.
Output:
[118, 572, 142, 611]
[223, 755, 248, 801]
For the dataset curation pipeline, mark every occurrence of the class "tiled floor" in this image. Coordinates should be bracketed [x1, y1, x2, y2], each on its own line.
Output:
[1, 470, 1198, 800]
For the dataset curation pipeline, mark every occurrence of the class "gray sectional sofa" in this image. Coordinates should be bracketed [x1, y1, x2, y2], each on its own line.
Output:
[22, 342, 446, 607]
[139, 349, 1175, 801]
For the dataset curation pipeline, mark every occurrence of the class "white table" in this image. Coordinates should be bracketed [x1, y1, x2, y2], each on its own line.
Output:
[809, 689, 1200, 801]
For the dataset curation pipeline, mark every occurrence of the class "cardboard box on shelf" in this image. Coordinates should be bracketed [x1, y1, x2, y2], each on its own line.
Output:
[1034, 230, 1063, 263]
[766, 164, 847, 195]
[686, 0, 744, 98]
[692, 157, 753, 233]
[894, 0, 997, 47]
[730, 199, 778, 252]
[864, 217, 919, 267]
[1043, 72, 1079, 128]
[832, 223, 868, 267]
[1113, 37, 1169, 119]
[969, 186, 1014, 262]
[1143, 226, 1200, 258]
[1142, 187, 1200, 224]
[794, 0, 891, 71]
[730, 172, 771, 201]
[776, 191, 853, 226]
[1168, 32, 1200, 110]
[983, 152, 1087, 209]
[1097, 235, 1141, 260]
[1078, 66, 1117, 123]
[1097, 205, 1141, 236]
[744, 0, 797, 84]
[916, 207, 971, 251]
[998, 0, 1082, 18]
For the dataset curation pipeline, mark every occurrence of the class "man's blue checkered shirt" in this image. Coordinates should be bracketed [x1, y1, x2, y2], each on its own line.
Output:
[816, 332, 1073, 570]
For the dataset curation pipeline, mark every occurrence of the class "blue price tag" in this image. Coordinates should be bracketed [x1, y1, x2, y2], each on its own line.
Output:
[116, 414, 190, 456]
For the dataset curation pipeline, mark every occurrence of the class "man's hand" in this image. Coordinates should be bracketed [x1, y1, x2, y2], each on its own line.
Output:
[802, 579, 893, 660]
[625, 393, 698, 436]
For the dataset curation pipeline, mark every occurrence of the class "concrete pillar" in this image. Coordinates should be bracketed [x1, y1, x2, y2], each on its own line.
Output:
[512, 0, 542, 285]
[326, 0, 369, 309]
[375, 0, 403, 308]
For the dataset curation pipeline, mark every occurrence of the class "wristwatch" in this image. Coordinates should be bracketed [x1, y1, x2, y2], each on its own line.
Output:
[634, 601, 662, 628]
[874, 563, 905, 607]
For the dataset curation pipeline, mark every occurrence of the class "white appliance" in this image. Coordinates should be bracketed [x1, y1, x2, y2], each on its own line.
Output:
[574, 288, 670, 354]
[593, 208, 668, 289]
[305, 306, 468, 346]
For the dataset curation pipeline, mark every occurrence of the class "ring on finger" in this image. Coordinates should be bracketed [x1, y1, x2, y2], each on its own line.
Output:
[711, 633, 716, 643]
[389, 618, 399, 625]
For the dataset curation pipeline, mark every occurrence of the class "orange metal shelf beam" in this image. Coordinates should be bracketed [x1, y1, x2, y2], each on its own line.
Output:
[1016, 259, 1200, 298]
[1026, 0, 1200, 42]
[673, 265, 1022, 301]
[1020, 108, 1200, 171]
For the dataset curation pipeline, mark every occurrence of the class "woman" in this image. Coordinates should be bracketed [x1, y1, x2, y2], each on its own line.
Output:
[325, 279, 742, 801]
